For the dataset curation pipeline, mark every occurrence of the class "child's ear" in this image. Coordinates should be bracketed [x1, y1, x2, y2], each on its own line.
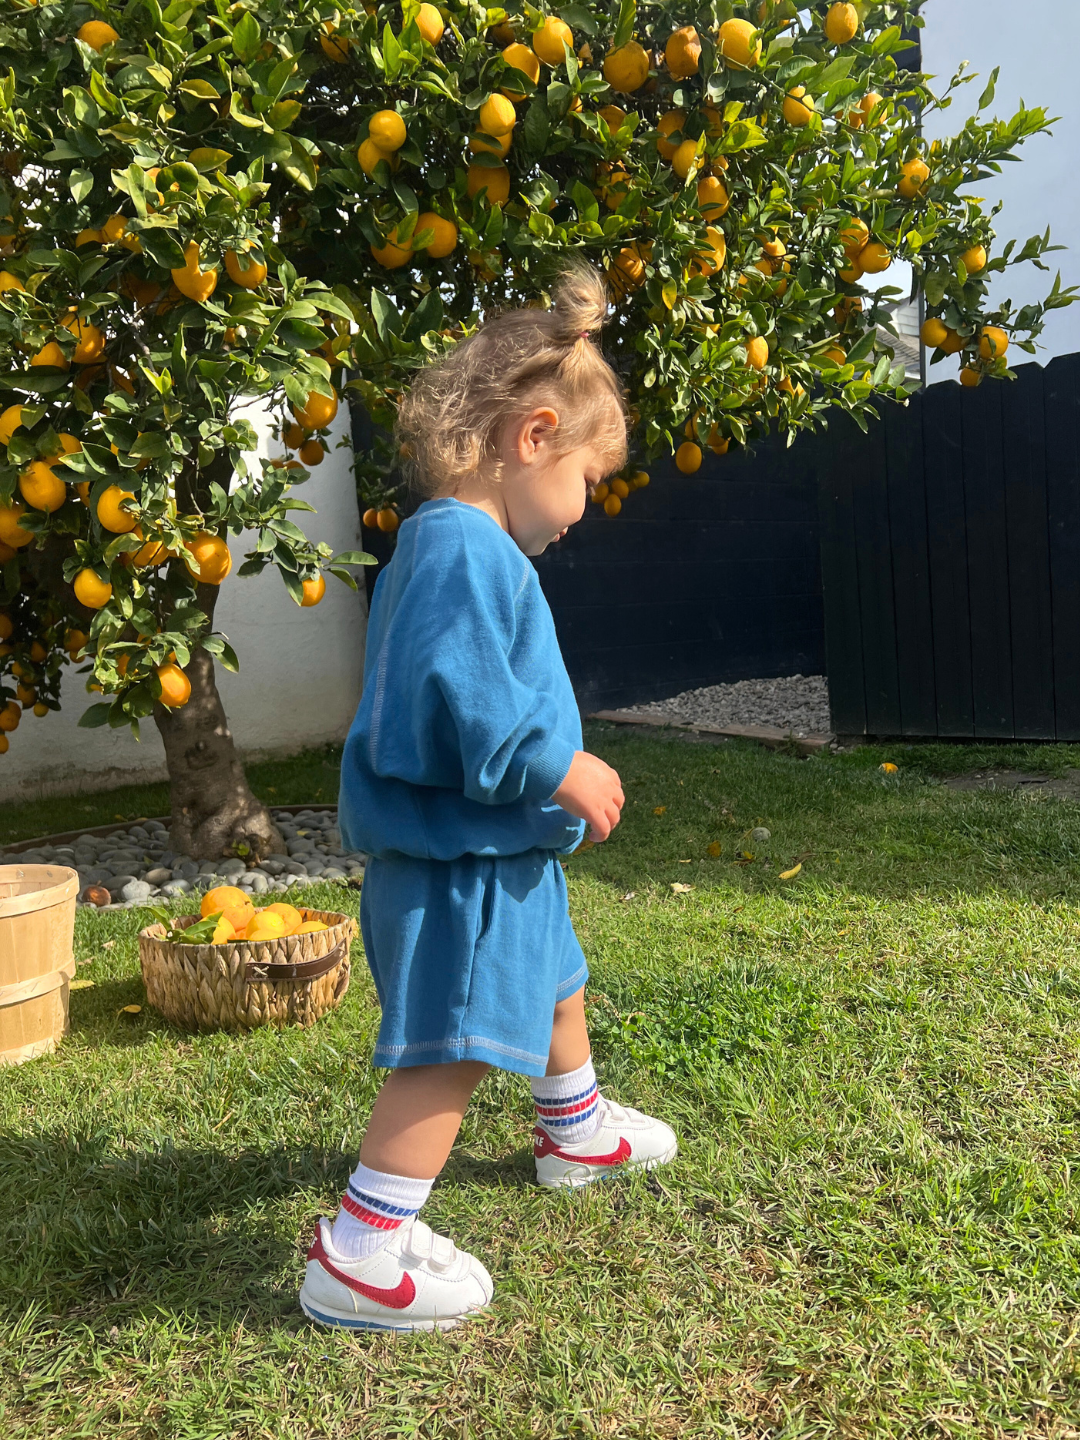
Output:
[516, 407, 560, 464]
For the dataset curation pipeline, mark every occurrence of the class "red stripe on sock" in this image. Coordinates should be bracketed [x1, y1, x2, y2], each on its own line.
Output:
[340, 1193, 403, 1229]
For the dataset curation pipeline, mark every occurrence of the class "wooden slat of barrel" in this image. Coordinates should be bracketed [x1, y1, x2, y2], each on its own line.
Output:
[0, 865, 79, 1066]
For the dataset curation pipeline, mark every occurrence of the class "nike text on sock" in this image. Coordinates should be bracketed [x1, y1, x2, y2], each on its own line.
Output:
[329, 1161, 433, 1260]
[531, 1056, 602, 1145]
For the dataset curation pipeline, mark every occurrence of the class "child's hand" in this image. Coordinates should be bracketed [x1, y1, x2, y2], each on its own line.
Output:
[552, 751, 625, 841]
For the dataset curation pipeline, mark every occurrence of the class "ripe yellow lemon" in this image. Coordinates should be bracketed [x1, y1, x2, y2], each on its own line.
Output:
[897, 157, 930, 199]
[479, 93, 516, 137]
[369, 109, 406, 150]
[171, 240, 218, 302]
[824, 3, 858, 43]
[696, 175, 729, 219]
[979, 325, 1008, 359]
[201, 886, 255, 933]
[959, 366, 982, 388]
[244, 909, 288, 942]
[656, 110, 686, 161]
[717, 18, 761, 69]
[183, 531, 232, 585]
[300, 574, 326, 607]
[358, 138, 397, 176]
[676, 441, 702, 474]
[920, 318, 950, 349]
[264, 902, 303, 935]
[839, 217, 869, 256]
[155, 661, 191, 708]
[961, 244, 987, 273]
[18, 461, 65, 513]
[415, 3, 444, 45]
[466, 162, 510, 205]
[73, 568, 112, 608]
[501, 41, 540, 94]
[0, 501, 33, 548]
[96, 484, 138, 534]
[417, 211, 457, 258]
[858, 240, 891, 273]
[62, 315, 106, 363]
[0, 404, 21, 445]
[665, 25, 700, 79]
[77, 19, 119, 49]
[33, 701, 48, 718]
[532, 15, 573, 66]
[30, 341, 69, 369]
[603, 493, 622, 516]
[597, 104, 627, 131]
[470, 128, 512, 157]
[225, 245, 267, 288]
[783, 87, 815, 125]
[371, 230, 413, 268]
[298, 438, 325, 467]
[939, 327, 965, 355]
[292, 387, 339, 430]
[602, 40, 649, 93]
[377, 507, 400, 532]
[0, 703, 19, 733]
[319, 21, 352, 62]
[295, 919, 330, 934]
[101, 214, 141, 251]
[0, 270, 24, 293]
[745, 336, 769, 370]
[671, 138, 701, 180]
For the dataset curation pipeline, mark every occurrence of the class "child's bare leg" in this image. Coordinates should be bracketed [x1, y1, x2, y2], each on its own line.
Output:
[359, 1060, 490, 1178]
[546, 986, 591, 1075]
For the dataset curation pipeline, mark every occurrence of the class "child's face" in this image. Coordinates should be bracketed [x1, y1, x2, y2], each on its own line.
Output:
[500, 408, 609, 557]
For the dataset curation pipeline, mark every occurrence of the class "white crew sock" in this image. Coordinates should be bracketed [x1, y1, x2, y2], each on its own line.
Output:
[329, 1159, 434, 1260]
[531, 1056, 602, 1145]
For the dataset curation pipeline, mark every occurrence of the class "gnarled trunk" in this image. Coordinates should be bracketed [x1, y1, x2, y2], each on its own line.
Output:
[153, 580, 282, 862]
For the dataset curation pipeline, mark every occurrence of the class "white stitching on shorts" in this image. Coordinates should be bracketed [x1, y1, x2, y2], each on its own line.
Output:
[554, 962, 587, 998]
[374, 1035, 547, 1065]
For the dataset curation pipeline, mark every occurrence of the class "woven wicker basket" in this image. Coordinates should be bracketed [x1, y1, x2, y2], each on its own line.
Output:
[138, 908, 357, 1032]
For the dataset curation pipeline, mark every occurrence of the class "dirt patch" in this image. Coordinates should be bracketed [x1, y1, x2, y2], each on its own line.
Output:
[943, 768, 1080, 801]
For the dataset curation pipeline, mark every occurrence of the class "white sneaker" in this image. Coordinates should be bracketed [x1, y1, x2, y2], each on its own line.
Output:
[299, 1217, 494, 1332]
[533, 1096, 679, 1190]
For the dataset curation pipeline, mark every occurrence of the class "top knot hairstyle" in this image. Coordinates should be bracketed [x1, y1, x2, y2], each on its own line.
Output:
[395, 263, 628, 497]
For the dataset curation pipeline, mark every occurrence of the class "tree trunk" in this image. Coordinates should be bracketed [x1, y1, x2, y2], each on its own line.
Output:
[153, 580, 282, 862]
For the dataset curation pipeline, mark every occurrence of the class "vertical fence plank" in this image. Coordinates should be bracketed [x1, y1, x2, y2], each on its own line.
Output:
[961, 378, 1014, 736]
[883, 397, 937, 734]
[850, 408, 902, 733]
[1002, 363, 1055, 738]
[816, 426, 867, 735]
[1046, 353, 1080, 739]
[922, 381, 975, 736]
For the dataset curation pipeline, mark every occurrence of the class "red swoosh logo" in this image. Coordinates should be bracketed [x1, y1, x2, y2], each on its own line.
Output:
[309, 1231, 416, 1310]
[534, 1129, 632, 1166]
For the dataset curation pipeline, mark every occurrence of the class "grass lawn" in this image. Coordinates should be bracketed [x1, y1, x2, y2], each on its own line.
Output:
[4, 725, 1080, 1437]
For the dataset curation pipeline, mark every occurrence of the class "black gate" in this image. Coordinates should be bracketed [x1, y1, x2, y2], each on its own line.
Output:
[817, 353, 1080, 739]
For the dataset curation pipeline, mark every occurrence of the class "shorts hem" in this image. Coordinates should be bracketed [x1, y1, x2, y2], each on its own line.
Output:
[554, 962, 588, 1001]
[373, 1034, 550, 1078]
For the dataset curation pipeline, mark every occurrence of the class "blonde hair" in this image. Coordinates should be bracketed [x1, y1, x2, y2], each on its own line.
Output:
[395, 262, 628, 497]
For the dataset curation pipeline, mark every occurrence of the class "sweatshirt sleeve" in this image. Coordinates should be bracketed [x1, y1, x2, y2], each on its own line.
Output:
[367, 512, 578, 806]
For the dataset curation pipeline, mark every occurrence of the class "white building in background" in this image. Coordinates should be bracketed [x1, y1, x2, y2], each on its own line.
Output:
[0, 403, 368, 803]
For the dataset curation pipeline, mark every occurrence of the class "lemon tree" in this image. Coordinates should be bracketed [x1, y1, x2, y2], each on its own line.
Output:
[0, 2, 374, 859]
[283, 0, 1072, 506]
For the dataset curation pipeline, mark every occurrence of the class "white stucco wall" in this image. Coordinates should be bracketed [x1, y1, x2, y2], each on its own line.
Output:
[921, 0, 1080, 369]
[0, 399, 368, 804]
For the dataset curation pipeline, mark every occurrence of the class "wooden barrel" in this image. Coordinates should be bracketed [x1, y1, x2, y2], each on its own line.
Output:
[0, 865, 79, 1066]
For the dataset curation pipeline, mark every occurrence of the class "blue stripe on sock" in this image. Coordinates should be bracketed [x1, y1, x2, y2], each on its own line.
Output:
[541, 1101, 599, 1127]
[532, 1083, 597, 1106]
[347, 1183, 419, 1218]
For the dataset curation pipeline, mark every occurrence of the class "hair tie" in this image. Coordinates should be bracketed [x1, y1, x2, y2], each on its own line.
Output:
[579, 330, 590, 339]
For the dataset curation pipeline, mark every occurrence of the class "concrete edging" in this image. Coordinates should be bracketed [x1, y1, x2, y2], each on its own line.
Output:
[587, 710, 834, 757]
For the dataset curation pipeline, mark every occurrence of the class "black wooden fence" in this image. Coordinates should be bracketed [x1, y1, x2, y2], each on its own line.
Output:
[817, 353, 1080, 740]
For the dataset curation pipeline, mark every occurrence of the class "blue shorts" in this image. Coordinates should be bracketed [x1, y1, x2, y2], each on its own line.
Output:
[359, 849, 588, 1077]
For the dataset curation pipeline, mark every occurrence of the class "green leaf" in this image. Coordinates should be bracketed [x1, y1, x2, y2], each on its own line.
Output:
[186, 147, 232, 173]
[279, 136, 318, 192]
[370, 288, 401, 342]
[328, 566, 359, 590]
[613, 0, 636, 50]
[69, 168, 94, 203]
[78, 702, 114, 729]
[332, 550, 378, 566]
[979, 67, 999, 111]
[232, 11, 262, 63]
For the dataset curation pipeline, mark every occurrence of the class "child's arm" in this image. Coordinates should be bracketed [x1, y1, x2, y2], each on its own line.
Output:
[552, 751, 625, 842]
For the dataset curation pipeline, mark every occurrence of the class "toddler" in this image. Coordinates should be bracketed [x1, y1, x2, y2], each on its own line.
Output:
[299, 265, 677, 1332]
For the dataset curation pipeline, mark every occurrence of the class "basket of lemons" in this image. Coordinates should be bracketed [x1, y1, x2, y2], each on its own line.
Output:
[138, 886, 357, 1032]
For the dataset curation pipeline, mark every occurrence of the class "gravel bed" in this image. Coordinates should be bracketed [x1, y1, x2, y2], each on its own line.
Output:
[630, 675, 832, 738]
[0, 808, 365, 910]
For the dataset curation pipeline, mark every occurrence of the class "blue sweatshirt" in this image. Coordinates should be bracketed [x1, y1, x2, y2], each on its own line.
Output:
[338, 498, 586, 861]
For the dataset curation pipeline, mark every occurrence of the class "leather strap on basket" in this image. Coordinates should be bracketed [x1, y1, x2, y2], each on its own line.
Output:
[245, 937, 347, 984]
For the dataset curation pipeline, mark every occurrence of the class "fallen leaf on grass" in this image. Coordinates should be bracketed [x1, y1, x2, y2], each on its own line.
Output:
[779, 863, 803, 880]
[574, 837, 595, 853]
[653, 806, 667, 816]
[670, 882, 693, 894]
[118, 1004, 141, 1015]
[103, 940, 115, 950]
[880, 762, 898, 774]
[620, 891, 636, 902]
[69, 979, 95, 991]
[706, 842, 722, 857]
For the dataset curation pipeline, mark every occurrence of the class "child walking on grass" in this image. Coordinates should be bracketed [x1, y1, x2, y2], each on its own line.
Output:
[298, 264, 678, 1332]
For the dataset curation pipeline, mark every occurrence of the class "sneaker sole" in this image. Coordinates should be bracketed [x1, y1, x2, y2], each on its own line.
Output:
[536, 1139, 679, 1190]
[299, 1290, 486, 1333]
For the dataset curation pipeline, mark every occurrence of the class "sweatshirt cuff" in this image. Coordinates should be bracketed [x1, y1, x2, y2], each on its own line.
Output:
[526, 735, 578, 803]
